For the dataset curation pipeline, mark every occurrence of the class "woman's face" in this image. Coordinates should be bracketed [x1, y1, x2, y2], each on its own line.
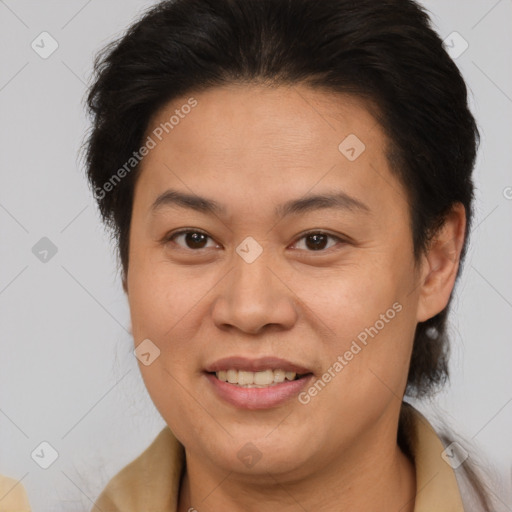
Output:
[126, 84, 428, 479]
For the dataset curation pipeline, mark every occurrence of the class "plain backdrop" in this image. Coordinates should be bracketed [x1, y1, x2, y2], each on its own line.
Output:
[1, 0, 511, 510]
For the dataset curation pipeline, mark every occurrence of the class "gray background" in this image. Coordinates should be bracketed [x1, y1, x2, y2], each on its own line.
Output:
[1, 0, 511, 510]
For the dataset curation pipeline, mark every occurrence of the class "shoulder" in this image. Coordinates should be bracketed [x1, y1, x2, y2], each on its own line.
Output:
[92, 427, 185, 512]
[0, 474, 31, 512]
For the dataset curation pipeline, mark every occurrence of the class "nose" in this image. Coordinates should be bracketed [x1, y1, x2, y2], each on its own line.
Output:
[211, 247, 299, 335]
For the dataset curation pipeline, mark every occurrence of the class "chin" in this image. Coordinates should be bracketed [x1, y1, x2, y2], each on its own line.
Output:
[200, 431, 315, 477]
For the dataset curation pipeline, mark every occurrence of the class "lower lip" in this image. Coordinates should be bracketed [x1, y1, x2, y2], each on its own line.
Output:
[205, 372, 313, 410]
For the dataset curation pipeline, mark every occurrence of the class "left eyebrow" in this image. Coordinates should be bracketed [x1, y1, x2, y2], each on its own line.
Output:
[274, 191, 371, 218]
[150, 188, 371, 218]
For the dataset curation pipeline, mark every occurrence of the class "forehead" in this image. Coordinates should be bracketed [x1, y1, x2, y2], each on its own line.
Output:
[145, 83, 384, 158]
[135, 84, 407, 218]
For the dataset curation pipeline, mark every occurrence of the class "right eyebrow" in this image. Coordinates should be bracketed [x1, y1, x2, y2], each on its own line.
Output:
[151, 189, 226, 216]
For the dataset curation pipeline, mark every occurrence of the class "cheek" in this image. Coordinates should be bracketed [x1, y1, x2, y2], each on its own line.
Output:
[305, 306, 415, 437]
[127, 254, 196, 342]
[126, 255, 214, 403]
[304, 257, 417, 404]
[302, 258, 407, 337]
[127, 260, 202, 427]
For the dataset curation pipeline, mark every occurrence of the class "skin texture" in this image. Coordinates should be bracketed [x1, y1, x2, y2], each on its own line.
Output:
[125, 83, 466, 512]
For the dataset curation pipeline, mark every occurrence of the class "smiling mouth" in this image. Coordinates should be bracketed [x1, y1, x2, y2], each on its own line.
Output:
[209, 369, 312, 388]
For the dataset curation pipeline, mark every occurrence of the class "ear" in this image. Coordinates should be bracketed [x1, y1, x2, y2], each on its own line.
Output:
[416, 203, 467, 323]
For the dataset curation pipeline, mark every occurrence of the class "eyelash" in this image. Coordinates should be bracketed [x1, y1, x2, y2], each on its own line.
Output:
[163, 229, 347, 253]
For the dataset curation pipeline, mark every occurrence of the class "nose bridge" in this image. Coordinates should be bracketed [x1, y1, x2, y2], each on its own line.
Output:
[211, 238, 298, 333]
[233, 243, 272, 294]
[231, 238, 278, 307]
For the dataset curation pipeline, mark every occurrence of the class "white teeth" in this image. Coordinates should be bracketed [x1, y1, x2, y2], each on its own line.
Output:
[285, 371, 296, 381]
[227, 369, 238, 384]
[273, 369, 285, 383]
[253, 369, 274, 385]
[238, 371, 254, 385]
[214, 369, 300, 387]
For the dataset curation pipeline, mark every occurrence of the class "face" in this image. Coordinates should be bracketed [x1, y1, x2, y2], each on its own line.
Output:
[126, 84, 426, 480]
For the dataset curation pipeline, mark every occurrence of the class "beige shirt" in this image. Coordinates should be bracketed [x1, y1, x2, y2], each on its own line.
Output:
[93, 405, 465, 511]
[0, 475, 31, 512]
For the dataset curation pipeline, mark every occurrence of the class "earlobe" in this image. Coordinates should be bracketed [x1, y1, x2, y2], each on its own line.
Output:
[416, 203, 466, 323]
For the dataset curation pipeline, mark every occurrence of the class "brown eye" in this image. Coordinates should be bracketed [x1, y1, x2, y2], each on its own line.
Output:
[305, 233, 329, 251]
[292, 231, 343, 252]
[167, 230, 216, 250]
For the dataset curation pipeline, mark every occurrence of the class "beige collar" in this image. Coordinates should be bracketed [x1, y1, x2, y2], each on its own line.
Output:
[93, 405, 464, 511]
[402, 404, 465, 511]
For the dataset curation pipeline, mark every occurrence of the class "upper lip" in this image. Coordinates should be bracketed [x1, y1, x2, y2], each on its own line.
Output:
[205, 356, 313, 375]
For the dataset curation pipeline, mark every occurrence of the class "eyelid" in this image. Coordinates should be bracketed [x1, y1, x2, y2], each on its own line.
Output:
[164, 227, 209, 240]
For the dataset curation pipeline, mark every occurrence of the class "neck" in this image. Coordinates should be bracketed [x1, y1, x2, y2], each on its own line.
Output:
[177, 417, 416, 512]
